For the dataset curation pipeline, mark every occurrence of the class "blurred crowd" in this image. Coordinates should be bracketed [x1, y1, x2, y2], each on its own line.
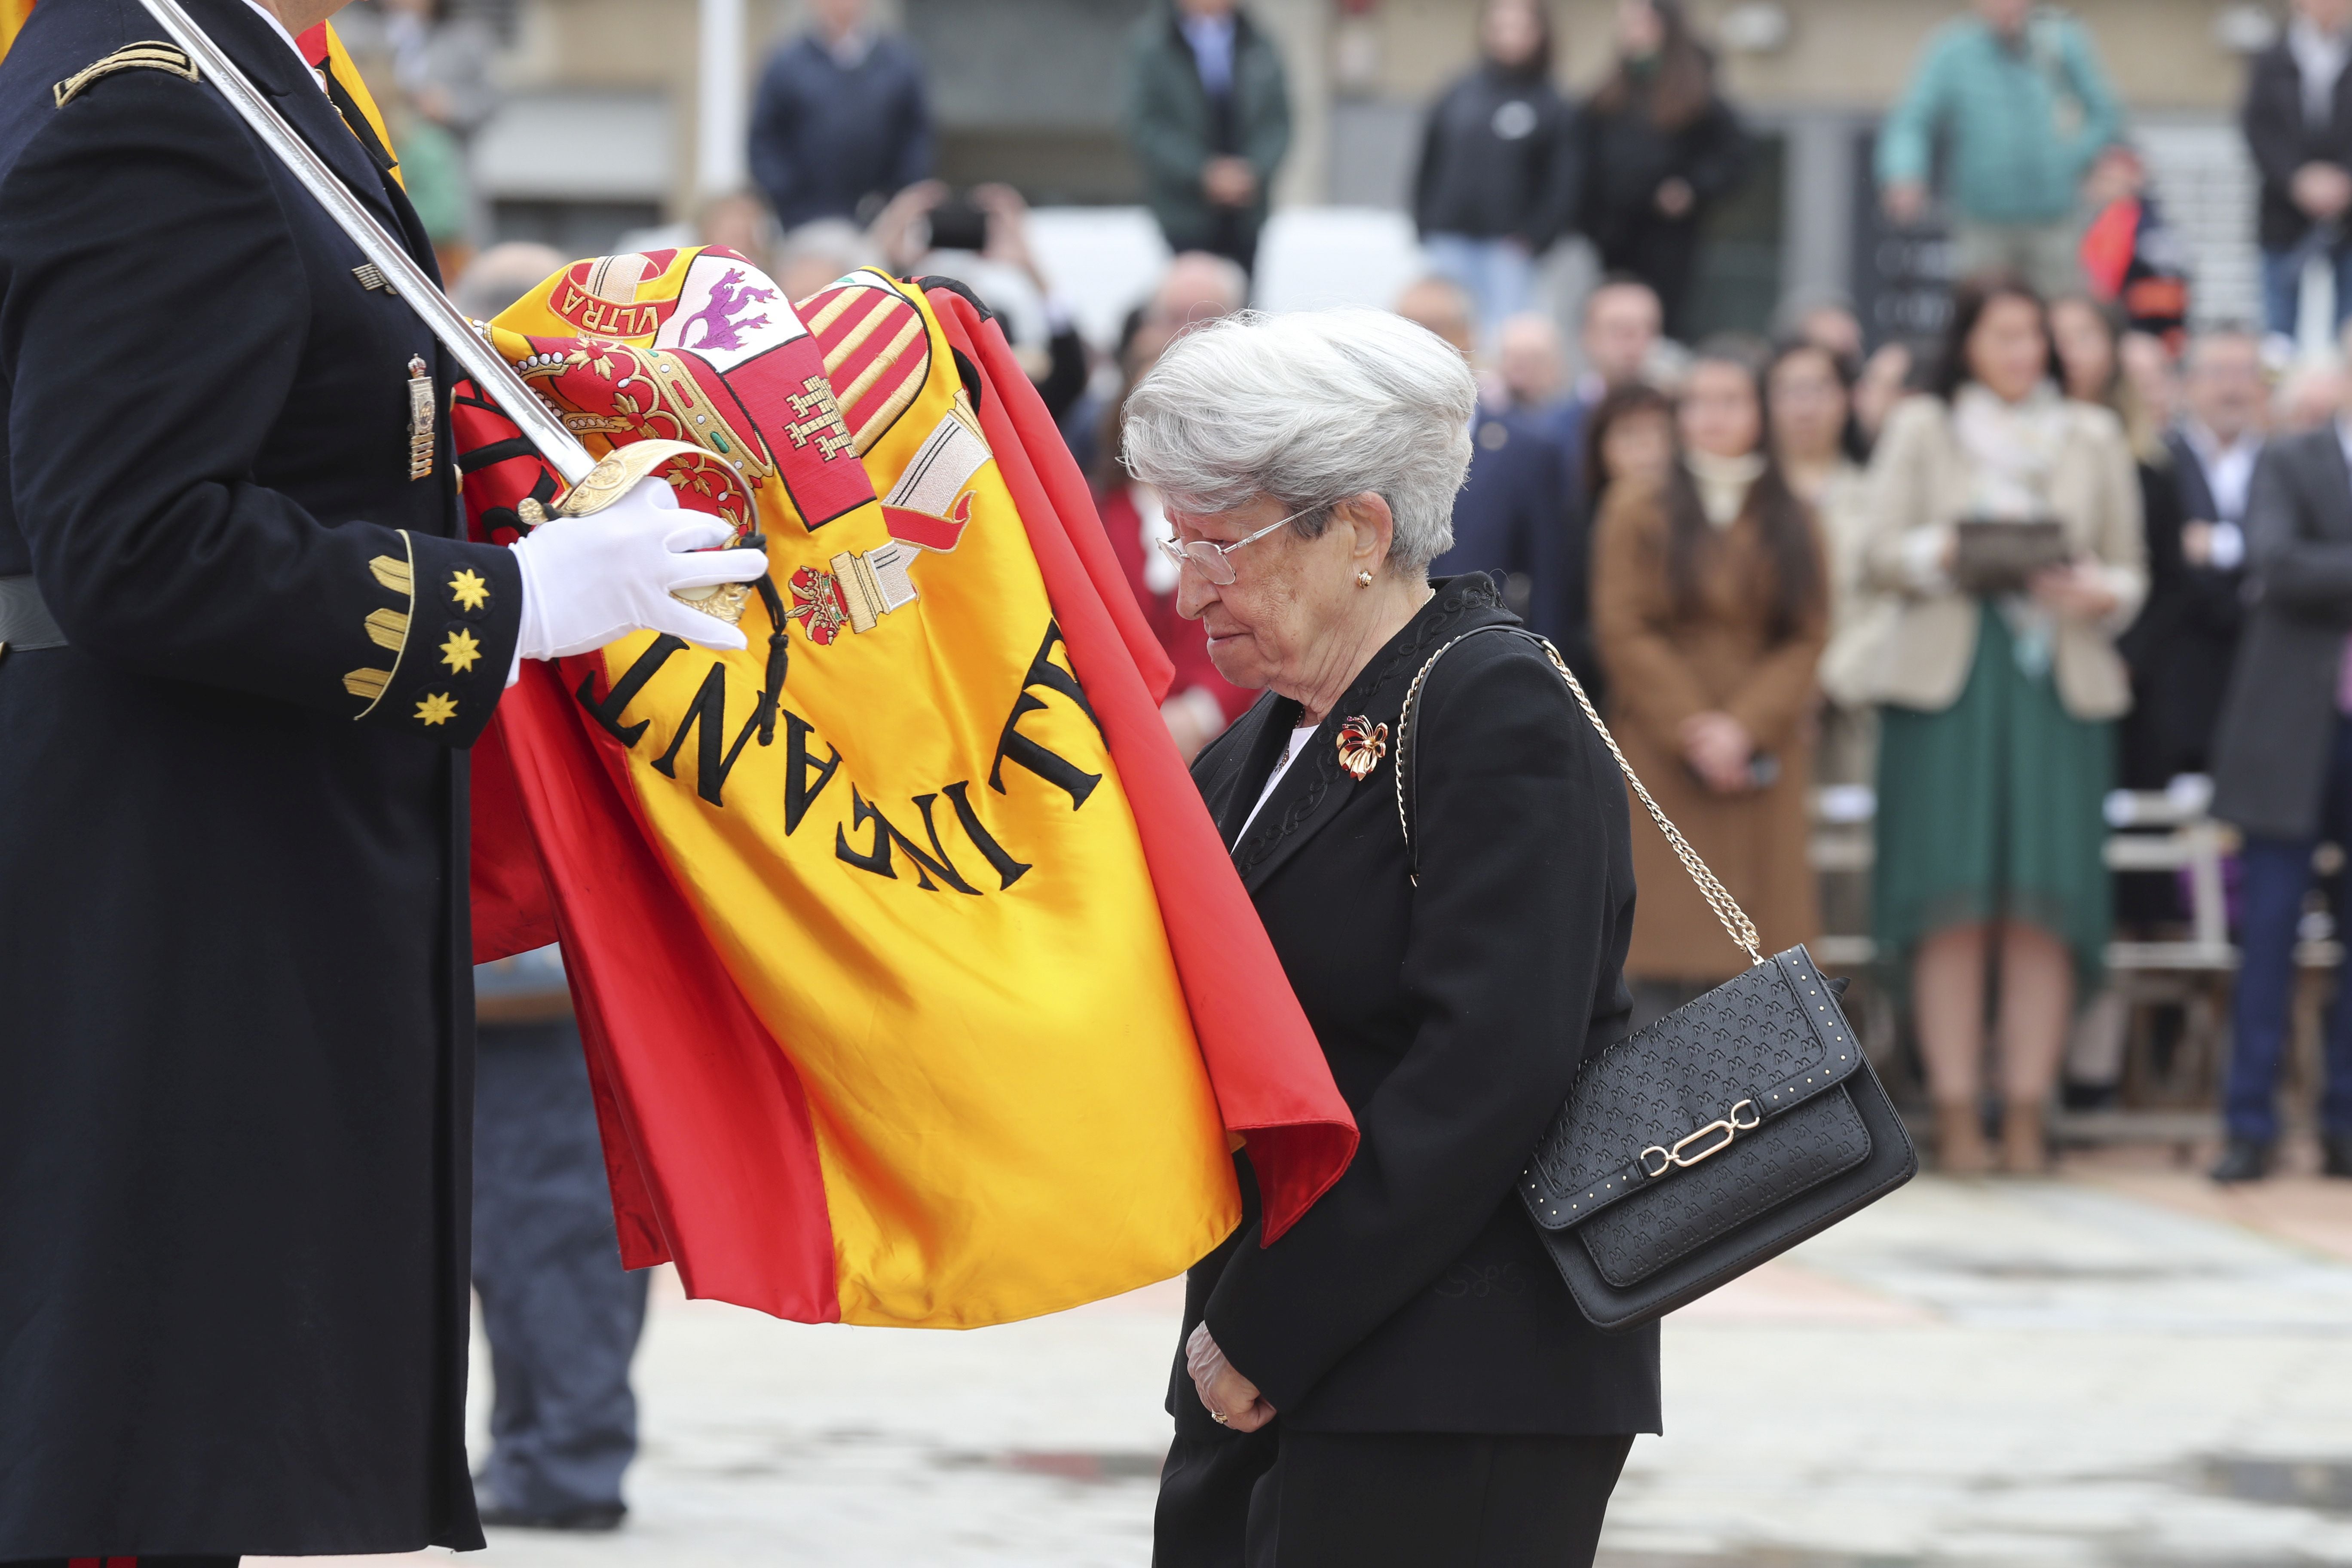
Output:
[434, 0, 2352, 1194]
[1090, 0, 2348, 1196]
[387, 0, 2352, 1533]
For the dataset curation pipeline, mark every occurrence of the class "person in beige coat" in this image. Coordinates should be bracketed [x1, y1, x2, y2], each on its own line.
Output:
[1593, 341, 1830, 1026]
[1858, 276, 2147, 1174]
[1769, 337, 1881, 788]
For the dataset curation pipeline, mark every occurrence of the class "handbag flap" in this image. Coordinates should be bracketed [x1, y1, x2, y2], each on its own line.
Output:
[1518, 946, 1865, 1234]
[1577, 1089, 1873, 1286]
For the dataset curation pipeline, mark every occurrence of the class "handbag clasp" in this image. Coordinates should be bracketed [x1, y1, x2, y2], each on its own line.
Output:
[1639, 1099, 1761, 1178]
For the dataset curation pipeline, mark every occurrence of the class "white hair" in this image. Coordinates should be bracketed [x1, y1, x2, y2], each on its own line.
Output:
[1120, 309, 1476, 573]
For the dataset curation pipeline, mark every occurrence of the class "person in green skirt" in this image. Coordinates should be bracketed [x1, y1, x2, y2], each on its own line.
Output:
[1855, 275, 2148, 1174]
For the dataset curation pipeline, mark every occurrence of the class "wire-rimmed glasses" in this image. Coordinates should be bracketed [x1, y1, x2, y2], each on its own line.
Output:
[1152, 506, 1317, 586]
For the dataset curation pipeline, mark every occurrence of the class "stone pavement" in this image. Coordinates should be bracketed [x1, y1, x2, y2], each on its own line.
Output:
[259, 1167, 2352, 1568]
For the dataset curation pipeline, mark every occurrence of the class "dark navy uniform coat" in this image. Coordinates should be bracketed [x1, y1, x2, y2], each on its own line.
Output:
[0, 0, 522, 1553]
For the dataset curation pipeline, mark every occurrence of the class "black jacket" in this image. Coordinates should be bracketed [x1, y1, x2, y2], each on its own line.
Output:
[2118, 436, 2247, 788]
[0, 0, 520, 1554]
[2241, 40, 2352, 254]
[1426, 413, 1585, 671]
[2213, 428, 2352, 840]
[1412, 65, 1581, 252]
[1574, 81, 1748, 263]
[749, 30, 932, 228]
[1170, 578, 1661, 1439]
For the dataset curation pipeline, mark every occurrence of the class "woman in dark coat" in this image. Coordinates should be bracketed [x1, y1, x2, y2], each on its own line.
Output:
[1577, 0, 1750, 337]
[1412, 0, 1583, 344]
[1123, 308, 1655, 1567]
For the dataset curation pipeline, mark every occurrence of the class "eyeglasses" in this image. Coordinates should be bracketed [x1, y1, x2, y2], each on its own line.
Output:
[1154, 506, 1317, 586]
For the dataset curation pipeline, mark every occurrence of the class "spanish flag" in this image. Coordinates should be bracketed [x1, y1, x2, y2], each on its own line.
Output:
[293, 20, 402, 188]
[458, 251, 1355, 1327]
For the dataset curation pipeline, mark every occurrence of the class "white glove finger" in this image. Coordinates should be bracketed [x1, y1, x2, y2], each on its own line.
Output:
[645, 602, 751, 652]
[630, 475, 680, 510]
[665, 547, 772, 589]
[661, 517, 740, 555]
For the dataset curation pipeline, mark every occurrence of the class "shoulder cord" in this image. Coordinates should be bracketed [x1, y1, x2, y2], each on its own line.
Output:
[1394, 625, 1765, 967]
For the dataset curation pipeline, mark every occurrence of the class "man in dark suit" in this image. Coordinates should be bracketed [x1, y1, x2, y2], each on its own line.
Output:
[1396, 278, 1587, 677]
[748, 0, 932, 230]
[2241, 0, 2352, 346]
[2120, 327, 2263, 789]
[2208, 380, 2352, 1184]
[0, 3, 758, 1559]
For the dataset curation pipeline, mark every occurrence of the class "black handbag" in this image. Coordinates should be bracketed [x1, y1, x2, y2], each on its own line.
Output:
[1396, 627, 1916, 1333]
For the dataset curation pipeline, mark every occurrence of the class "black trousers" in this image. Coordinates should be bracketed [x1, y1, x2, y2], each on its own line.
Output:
[472, 1020, 650, 1515]
[3, 1559, 238, 1566]
[1156, 1427, 1634, 1568]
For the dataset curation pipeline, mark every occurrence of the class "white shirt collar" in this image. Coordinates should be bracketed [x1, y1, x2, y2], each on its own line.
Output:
[2184, 421, 2260, 523]
[241, 0, 317, 76]
[2185, 420, 2260, 468]
[2293, 18, 2352, 126]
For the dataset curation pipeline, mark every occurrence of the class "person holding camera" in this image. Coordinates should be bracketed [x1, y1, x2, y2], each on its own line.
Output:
[1858, 275, 2146, 1175]
[1589, 338, 1829, 1030]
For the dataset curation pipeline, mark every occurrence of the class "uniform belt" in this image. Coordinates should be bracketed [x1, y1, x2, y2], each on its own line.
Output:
[0, 574, 67, 651]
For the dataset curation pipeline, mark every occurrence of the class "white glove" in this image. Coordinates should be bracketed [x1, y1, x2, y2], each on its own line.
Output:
[508, 477, 769, 667]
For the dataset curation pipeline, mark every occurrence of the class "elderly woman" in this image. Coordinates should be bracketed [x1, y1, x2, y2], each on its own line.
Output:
[1122, 309, 1656, 1568]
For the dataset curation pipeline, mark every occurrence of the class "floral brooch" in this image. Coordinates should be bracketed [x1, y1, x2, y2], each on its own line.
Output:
[1335, 716, 1388, 781]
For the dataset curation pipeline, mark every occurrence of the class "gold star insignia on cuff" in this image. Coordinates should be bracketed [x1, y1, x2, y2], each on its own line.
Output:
[448, 568, 490, 611]
[439, 628, 483, 673]
[415, 691, 459, 726]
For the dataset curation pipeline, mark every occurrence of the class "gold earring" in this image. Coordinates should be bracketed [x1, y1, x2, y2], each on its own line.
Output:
[1356, 570, 1375, 588]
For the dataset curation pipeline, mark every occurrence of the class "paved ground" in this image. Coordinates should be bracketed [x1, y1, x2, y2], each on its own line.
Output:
[259, 1161, 2352, 1568]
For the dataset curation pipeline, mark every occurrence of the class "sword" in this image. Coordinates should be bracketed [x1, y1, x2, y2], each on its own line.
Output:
[141, 0, 596, 483]
[135, 0, 744, 588]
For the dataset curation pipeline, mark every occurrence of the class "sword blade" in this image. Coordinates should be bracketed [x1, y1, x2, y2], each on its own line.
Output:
[136, 0, 597, 485]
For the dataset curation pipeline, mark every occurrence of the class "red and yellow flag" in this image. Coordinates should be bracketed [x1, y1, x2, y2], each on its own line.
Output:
[458, 251, 1355, 1327]
[293, 20, 403, 187]
[0, 0, 34, 58]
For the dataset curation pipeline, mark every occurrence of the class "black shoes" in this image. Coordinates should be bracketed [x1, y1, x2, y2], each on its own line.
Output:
[474, 1481, 627, 1532]
[2211, 1135, 2352, 1180]
[478, 1499, 627, 1531]
[2209, 1138, 2272, 1184]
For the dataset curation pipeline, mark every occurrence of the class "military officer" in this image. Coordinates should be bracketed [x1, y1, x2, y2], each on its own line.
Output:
[0, 0, 763, 1560]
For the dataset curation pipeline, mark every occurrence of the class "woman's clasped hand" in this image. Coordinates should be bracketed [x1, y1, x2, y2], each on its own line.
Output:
[1186, 1322, 1276, 1433]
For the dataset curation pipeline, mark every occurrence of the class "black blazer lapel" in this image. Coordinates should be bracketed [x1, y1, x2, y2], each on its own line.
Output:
[1231, 711, 1348, 891]
[191, 0, 412, 242]
[2165, 432, 2219, 525]
[1231, 576, 1510, 894]
[1196, 692, 1297, 850]
[2313, 429, 2352, 542]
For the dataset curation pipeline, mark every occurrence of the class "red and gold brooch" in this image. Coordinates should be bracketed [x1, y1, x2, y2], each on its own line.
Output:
[1335, 716, 1388, 781]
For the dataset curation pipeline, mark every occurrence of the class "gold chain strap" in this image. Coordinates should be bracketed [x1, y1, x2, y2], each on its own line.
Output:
[1395, 628, 1765, 968]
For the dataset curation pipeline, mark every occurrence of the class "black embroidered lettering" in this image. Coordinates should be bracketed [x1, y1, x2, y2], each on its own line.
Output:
[576, 634, 687, 748]
[835, 787, 893, 878]
[783, 708, 843, 834]
[650, 660, 769, 806]
[941, 780, 1031, 889]
[834, 787, 981, 894]
[989, 621, 1103, 809]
